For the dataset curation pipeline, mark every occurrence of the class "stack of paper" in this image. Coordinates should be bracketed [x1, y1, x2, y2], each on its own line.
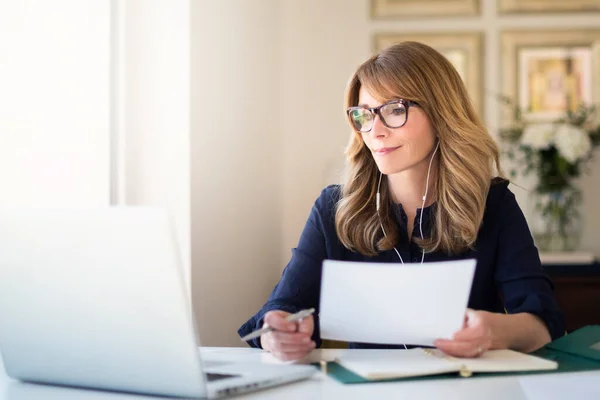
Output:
[319, 259, 476, 346]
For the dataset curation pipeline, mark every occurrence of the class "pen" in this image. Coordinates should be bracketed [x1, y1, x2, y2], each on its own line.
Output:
[240, 308, 316, 342]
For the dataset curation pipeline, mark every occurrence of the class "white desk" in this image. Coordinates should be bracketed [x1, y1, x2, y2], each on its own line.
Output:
[1, 348, 599, 400]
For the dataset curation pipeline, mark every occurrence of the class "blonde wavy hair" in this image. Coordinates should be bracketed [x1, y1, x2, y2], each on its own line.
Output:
[336, 41, 503, 256]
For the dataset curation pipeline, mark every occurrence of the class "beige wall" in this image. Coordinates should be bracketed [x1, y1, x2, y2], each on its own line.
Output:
[280, 0, 371, 264]
[190, 0, 283, 346]
[191, 0, 600, 346]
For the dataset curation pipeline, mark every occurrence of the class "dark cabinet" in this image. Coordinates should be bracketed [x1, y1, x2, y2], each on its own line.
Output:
[545, 263, 600, 333]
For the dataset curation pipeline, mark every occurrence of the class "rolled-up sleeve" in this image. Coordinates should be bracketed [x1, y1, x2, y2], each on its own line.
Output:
[237, 186, 338, 348]
[494, 186, 565, 340]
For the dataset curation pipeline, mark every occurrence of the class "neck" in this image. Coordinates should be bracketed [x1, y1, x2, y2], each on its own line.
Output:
[386, 154, 437, 213]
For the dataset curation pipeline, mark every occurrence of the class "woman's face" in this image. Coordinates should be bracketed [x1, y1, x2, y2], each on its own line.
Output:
[358, 86, 437, 176]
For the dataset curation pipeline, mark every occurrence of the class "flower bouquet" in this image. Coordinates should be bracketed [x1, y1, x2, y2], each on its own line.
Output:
[499, 98, 600, 251]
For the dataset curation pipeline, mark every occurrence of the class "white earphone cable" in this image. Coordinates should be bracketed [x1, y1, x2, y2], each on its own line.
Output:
[419, 141, 440, 264]
[376, 172, 404, 264]
[376, 140, 440, 265]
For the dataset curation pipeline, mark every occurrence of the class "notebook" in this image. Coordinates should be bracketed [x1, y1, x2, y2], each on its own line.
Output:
[336, 348, 558, 380]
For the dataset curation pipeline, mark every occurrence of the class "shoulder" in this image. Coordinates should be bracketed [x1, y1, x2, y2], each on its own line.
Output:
[486, 177, 512, 205]
[306, 185, 342, 233]
[314, 184, 342, 211]
[484, 177, 523, 224]
[489, 176, 510, 192]
[305, 185, 343, 246]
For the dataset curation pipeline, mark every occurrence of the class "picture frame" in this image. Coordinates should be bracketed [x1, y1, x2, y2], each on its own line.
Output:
[500, 30, 600, 123]
[498, 0, 600, 14]
[374, 33, 484, 116]
[371, 0, 480, 19]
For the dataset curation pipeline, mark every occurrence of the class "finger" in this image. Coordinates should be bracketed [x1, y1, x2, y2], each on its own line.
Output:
[435, 340, 479, 358]
[266, 337, 315, 359]
[296, 316, 314, 335]
[272, 349, 314, 362]
[436, 338, 479, 350]
[264, 312, 297, 332]
[262, 330, 314, 349]
[269, 331, 312, 345]
[435, 339, 488, 358]
[269, 340, 316, 354]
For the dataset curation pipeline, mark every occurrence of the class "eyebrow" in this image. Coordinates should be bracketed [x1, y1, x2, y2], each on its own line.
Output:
[356, 99, 398, 108]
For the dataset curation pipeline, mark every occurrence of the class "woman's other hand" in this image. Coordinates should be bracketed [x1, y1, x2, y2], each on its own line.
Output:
[434, 308, 501, 358]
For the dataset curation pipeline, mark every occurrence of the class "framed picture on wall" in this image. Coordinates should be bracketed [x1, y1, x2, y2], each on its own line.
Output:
[499, 0, 600, 13]
[371, 0, 480, 18]
[374, 33, 483, 116]
[501, 30, 600, 122]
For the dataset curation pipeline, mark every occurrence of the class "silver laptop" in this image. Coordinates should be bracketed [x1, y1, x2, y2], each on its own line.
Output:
[0, 208, 315, 398]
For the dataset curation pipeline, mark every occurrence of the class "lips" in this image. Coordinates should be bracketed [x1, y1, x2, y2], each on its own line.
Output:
[373, 145, 402, 156]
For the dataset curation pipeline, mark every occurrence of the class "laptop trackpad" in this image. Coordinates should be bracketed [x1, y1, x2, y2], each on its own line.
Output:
[203, 361, 240, 381]
[205, 372, 239, 382]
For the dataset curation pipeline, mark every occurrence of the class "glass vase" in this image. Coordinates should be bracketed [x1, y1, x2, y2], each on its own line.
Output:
[529, 187, 583, 252]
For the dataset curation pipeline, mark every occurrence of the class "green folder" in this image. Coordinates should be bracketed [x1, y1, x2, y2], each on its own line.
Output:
[320, 325, 600, 384]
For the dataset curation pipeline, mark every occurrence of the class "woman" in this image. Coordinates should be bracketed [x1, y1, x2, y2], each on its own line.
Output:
[238, 42, 564, 361]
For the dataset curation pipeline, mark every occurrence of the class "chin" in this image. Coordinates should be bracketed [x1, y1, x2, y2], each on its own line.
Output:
[376, 163, 408, 176]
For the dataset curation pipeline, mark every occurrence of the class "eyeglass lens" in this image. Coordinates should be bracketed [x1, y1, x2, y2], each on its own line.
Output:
[349, 102, 408, 132]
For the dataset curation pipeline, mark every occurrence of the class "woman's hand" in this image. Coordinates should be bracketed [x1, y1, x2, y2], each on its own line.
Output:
[434, 309, 502, 358]
[260, 310, 316, 361]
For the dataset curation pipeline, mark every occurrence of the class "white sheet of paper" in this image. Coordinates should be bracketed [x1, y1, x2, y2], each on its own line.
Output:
[319, 259, 476, 346]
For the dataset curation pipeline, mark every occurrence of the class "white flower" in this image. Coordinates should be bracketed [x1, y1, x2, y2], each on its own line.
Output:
[554, 123, 592, 163]
[520, 123, 555, 150]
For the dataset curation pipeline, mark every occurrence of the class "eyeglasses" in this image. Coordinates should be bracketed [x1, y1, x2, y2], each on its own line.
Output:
[347, 99, 419, 133]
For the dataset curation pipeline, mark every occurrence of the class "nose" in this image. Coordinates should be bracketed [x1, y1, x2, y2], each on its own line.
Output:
[369, 114, 389, 138]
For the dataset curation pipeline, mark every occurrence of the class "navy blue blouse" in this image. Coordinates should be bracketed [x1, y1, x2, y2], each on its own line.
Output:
[238, 179, 565, 349]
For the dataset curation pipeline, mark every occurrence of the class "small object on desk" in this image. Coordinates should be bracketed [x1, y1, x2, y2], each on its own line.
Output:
[320, 360, 328, 375]
[240, 308, 316, 342]
[459, 365, 473, 378]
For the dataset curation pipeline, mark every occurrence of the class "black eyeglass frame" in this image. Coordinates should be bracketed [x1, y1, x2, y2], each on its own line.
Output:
[346, 99, 419, 132]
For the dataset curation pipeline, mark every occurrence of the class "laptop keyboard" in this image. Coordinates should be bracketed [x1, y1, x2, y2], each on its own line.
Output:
[206, 372, 239, 382]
